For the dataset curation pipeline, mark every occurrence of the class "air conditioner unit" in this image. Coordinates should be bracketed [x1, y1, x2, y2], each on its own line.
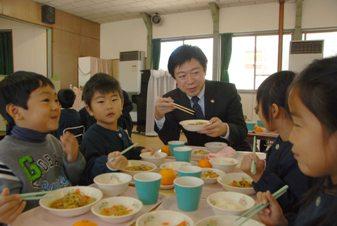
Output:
[119, 51, 145, 93]
[289, 40, 324, 73]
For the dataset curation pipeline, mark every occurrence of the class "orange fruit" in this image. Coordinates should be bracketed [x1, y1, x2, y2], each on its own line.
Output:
[73, 220, 98, 226]
[161, 145, 170, 156]
[159, 168, 176, 185]
[198, 158, 212, 168]
[254, 125, 264, 133]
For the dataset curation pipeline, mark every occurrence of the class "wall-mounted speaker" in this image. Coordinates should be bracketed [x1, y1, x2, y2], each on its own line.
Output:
[151, 13, 161, 25]
[41, 5, 55, 24]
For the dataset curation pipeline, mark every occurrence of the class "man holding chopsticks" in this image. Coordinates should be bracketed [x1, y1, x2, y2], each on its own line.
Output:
[154, 45, 250, 151]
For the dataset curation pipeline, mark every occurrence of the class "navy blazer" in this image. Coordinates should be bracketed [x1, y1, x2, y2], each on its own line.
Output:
[292, 190, 337, 226]
[80, 124, 141, 185]
[253, 136, 311, 220]
[155, 80, 249, 151]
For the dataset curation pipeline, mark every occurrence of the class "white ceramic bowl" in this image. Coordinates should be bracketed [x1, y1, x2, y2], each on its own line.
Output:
[136, 210, 194, 226]
[201, 168, 225, 184]
[39, 186, 103, 217]
[237, 151, 267, 167]
[207, 191, 255, 216]
[205, 142, 228, 152]
[159, 161, 192, 171]
[91, 196, 143, 223]
[196, 215, 264, 226]
[192, 148, 210, 160]
[179, 119, 210, 132]
[140, 151, 167, 166]
[209, 157, 238, 172]
[121, 160, 157, 176]
[217, 172, 255, 195]
[94, 173, 132, 196]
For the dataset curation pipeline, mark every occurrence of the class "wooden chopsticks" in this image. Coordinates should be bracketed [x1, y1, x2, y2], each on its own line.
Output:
[0, 190, 49, 201]
[236, 185, 289, 225]
[173, 103, 195, 115]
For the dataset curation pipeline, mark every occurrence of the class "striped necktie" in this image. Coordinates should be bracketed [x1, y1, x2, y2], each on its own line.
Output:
[191, 96, 205, 119]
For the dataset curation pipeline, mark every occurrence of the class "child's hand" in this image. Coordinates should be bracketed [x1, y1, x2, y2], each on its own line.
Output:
[257, 191, 288, 226]
[0, 188, 26, 224]
[107, 152, 128, 170]
[240, 154, 265, 181]
[141, 147, 155, 155]
[60, 132, 79, 163]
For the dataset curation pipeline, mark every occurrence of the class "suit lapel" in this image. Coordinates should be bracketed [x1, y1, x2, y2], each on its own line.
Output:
[204, 81, 215, 119]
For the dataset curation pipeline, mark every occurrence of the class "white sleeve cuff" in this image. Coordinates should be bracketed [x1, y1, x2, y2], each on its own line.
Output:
[221, 123, 230, 140]
[155, 116, 166, 130]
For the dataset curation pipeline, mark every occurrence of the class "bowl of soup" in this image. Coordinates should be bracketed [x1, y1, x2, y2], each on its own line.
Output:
[217, 172, 255, 195]
[136, 210, 194, 226]
[179, 119, 210, 132]
[91, 196, 142, 223]
[39, 186, 103, 217]
[121, 160, 157, 176]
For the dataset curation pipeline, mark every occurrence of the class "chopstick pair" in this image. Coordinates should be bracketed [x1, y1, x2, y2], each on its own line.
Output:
[236, 185, 289, 226]
[0, 190, 49, 201]
[108, 143, 139, 162]
[173, 103, 195, 115]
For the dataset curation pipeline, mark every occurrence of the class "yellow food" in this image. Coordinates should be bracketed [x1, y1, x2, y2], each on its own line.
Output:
[159, 168, 176, 185]
[202, 170, 219, 179]
[192, 149, 208, 155]
[230, 178, 252, 188]
[188, 121, 207, 125]
[100, 204, 132, 216]
[198, 159, 212, 168]
[50, 189, 95, 209]
[72, 220, 98, 226]
[124, 164, 153, 171]
[161, 145, 171, 156]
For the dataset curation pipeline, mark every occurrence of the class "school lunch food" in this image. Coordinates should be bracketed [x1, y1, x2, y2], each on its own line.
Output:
[230, 178, 253, 188]
[124, 164, 154, 171]
[192, 149, 209, 155]
[100, 204, 133, 216]
[50, 189, 96, 209]
[201, 170, 219, 179]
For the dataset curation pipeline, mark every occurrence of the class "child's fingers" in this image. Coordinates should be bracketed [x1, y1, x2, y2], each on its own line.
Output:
[1, 187, 10, 196]
[0, 194, 21, 206]
[6, 201, 26, 223]
[0, 198, 22, 214]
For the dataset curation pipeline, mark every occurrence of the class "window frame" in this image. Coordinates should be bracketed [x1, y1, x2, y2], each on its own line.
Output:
[230, 30, 293, 91]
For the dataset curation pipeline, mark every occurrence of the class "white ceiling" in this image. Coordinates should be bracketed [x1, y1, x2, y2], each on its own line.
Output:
[34, 0, 285, 24]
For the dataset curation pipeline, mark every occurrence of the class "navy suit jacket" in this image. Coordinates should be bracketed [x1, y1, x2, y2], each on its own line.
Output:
[155, 80, 249, 151]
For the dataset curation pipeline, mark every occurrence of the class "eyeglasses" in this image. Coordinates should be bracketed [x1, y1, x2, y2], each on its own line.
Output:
[175, 68, 204, 81]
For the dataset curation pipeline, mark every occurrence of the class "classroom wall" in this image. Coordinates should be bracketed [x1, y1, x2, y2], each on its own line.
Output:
[0, 0, 100, 88]
[100, 0, 337, 121]
[0, 17, 47, 75]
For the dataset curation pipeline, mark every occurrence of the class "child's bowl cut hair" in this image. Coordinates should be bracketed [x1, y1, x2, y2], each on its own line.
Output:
[82, 73, 123, 107]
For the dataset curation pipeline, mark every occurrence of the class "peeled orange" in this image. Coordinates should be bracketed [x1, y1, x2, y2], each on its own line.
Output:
[198, 158, 212, 168]
[161, 145, 170, 156]
[159, 168, 176, 185]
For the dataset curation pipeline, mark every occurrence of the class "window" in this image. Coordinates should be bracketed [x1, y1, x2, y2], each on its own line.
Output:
[304, 31, 337, 58]
[229, 34, 291, 90]
[159, 37, 213, 80]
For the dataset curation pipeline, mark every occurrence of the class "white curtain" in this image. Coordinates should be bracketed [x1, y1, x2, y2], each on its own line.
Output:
[145, 70, 176, 136]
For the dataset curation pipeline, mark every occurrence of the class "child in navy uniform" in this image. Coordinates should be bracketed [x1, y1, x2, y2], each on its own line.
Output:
[80, 73, 152, 185]
[240, 71, 311, 220]
[257, 56, 337, 226]
[55, 88, 84, 143]
[0, 71, 85, 225]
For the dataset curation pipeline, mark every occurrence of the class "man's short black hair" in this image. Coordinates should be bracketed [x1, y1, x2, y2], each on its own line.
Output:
[58, 88, 76, 109]
[82, 73, 123, 107]
[0, 71, 55, 132]
[167, 45, 208, 78]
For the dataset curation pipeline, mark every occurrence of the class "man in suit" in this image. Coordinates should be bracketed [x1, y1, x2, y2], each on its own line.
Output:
[154, 45, 250, 151]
